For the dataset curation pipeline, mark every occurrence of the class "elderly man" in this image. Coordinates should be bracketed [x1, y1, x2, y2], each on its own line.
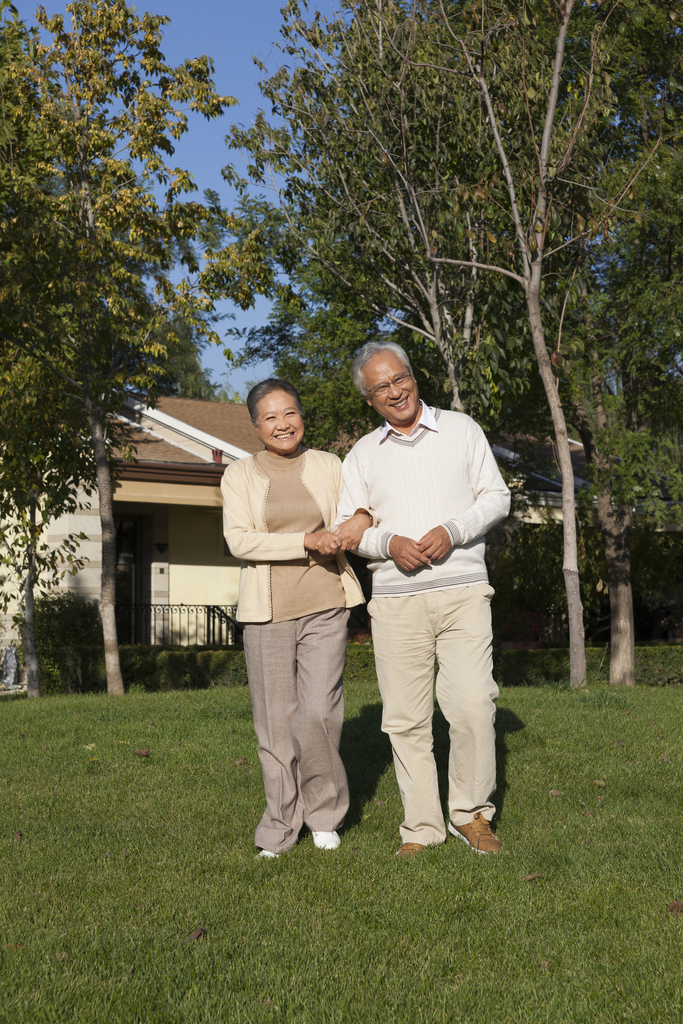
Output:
[334, 341, 511, 857]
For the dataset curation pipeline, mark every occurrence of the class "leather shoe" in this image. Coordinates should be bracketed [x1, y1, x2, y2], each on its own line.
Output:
[449, 813, 502, 853]
[395, 842, 426, 858]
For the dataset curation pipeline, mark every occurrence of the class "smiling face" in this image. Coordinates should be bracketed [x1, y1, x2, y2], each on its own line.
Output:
[253, 389, 305, 456]
[362, 351, 421, 434]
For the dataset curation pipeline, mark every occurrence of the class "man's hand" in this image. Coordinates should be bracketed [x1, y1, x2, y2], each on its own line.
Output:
[333, 511, 373, 552]
[417, 526, 452, 562]
[389, 535, 433, 571]
[304, 531, 342, 556]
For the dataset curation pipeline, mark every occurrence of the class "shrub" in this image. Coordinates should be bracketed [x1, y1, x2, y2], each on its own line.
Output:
[34, 592, 102, 650]
[37, 645, 248, 695]
[30, 592, 103, 694]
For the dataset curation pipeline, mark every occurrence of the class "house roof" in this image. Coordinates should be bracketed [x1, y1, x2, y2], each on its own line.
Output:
[113, 421, 208, 465]
[154, 396, 262, 456]
[491, 434, 590, 498]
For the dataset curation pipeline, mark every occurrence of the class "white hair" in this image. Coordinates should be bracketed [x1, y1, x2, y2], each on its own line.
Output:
[350, 342, 413, 398]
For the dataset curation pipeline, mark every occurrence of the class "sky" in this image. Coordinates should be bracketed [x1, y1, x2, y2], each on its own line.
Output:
[13, 0, 330, 397]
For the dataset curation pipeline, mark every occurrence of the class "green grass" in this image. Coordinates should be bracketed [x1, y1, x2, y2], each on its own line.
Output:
[0, 675, 682, 1023]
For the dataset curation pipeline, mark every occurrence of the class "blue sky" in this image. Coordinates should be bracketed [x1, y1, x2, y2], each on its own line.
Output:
[14, 0, 329, 396]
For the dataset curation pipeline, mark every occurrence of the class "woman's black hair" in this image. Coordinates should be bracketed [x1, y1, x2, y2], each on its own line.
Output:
[246, 378, 303, 425]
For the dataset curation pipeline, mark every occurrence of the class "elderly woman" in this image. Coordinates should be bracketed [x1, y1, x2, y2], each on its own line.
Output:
[221, 379, 369, 859]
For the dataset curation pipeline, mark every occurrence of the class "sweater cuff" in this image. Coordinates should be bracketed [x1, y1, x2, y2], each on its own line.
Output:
[381, 532, 395, 559]
[442, 521, 461, 548]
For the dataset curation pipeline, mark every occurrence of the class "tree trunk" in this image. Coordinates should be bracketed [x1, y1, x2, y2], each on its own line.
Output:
[575, 391, 636, 688]
[87, 402, 125, 696]
[526, 278, 586, 687]
[22, 493, 40, 699]
[597, 491, 635, 686]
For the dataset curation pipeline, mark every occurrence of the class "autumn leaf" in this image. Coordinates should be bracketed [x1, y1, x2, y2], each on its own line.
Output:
[592, 779, 607, 788]
[548, 789, 564, 798]
[185, 926, 206, 941]
[134, 749, 151, 757]
[520, 873, 543, 882]
[667, 902, 683, 917]
[233, 758, 248, 767]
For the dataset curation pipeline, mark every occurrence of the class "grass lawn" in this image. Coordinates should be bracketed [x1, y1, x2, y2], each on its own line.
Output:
[0, 672, 682, 1023]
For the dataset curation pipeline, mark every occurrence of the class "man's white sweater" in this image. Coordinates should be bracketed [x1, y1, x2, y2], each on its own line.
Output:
[335, 407, 511, 597]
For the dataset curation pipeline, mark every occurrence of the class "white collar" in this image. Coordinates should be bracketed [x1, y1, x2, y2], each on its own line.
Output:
[379, 401, 439, 442]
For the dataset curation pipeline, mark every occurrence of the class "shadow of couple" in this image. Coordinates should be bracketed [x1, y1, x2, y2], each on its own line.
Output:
[340, 698, 525, 831]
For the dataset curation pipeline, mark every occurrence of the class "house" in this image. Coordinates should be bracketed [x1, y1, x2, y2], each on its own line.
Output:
[0, 396, 261, 651]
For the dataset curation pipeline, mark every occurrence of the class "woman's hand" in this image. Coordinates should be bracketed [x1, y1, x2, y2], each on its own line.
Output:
[304, 531, 342, 556]
[333, 511, 373, 552]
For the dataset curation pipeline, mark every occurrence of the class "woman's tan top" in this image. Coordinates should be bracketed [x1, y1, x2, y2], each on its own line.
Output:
[255, 448, 346, 623]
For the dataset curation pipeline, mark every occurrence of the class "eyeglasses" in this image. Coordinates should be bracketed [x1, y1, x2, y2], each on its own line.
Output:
[369, 371, 414, 399]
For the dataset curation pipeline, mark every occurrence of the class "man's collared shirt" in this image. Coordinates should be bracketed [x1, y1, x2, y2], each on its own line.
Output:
[379, 400, 439, 443]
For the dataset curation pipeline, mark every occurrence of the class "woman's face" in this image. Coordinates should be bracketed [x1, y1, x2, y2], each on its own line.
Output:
[254, 389, 305, 457]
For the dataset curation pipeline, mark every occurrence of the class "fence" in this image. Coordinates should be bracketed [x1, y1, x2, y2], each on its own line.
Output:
[115, 604, 240, 647]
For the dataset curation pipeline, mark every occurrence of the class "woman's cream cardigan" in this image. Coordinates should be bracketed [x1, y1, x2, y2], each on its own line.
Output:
[221, 449, 365, 623]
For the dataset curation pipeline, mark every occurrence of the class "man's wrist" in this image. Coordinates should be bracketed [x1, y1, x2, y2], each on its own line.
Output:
[382, 532, 396, 559]
[442, 521, 460, 548]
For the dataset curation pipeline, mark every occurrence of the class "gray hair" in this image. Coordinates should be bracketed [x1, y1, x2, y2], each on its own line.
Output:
[246, 378, 303, 425]
[350, 342, 413, 398]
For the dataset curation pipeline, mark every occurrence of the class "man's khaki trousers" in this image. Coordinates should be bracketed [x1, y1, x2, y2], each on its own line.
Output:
[243, 607, 350, 854]
[369, 584, 498, 846]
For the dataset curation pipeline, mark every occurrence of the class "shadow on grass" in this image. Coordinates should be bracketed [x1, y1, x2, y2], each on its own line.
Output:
[433, 703, 525, 828]
[340, 701, 393, 830]
[342, 699, 525, 831]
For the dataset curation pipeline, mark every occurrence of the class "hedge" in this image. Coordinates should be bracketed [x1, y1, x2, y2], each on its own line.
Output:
[38, 645, 249, 695]
[491, 644, 683, 688]
[36, 640, 683, 695]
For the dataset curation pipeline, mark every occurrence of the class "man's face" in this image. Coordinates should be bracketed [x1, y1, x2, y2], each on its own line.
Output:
[363, 352, 421, 433]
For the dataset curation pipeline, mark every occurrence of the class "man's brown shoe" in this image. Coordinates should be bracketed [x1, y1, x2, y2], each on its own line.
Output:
[395, 842, 426, 858]
[449, 813, 502, 854]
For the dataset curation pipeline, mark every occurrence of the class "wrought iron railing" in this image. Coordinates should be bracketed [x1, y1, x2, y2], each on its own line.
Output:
[115, 604, 241, 647]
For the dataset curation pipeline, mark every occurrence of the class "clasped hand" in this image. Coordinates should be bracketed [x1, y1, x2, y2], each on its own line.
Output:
[304, 512, 373, 556]
[389, 526, 452, 571]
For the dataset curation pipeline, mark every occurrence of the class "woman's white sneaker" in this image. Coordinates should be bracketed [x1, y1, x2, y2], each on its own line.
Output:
[312, 830, 341, 850]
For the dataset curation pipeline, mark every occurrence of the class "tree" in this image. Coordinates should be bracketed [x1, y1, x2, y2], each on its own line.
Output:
[0, 355, 94, 697]
[229, 0, 681, 685]
[154, 314, 225, 401]
[0, 1, 264, 694]
[230, 200, 454, 448]
[567, 150, 683, 684]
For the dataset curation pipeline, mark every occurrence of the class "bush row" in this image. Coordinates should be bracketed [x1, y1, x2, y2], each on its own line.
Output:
[491, 645, 683, 688]
[39, 646, 249, 695]
[38, 641, 683, 695]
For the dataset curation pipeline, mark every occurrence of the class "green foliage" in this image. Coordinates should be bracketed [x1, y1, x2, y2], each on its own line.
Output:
[489, 518, 683, 635]
[228, 0, 681, 425]
[153, 314, 224, 402]
[32, 644, 248, 695]
[566, 149, 683, 520]
[492, 644, 683, 688]
[232, 236, 454, 449]
[0, 356, 94, 627]
[34, 592, 102, 651]
[0, 2, 242, 411]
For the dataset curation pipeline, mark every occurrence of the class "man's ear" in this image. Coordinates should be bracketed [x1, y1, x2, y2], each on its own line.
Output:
[365, 397, 373, 407]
